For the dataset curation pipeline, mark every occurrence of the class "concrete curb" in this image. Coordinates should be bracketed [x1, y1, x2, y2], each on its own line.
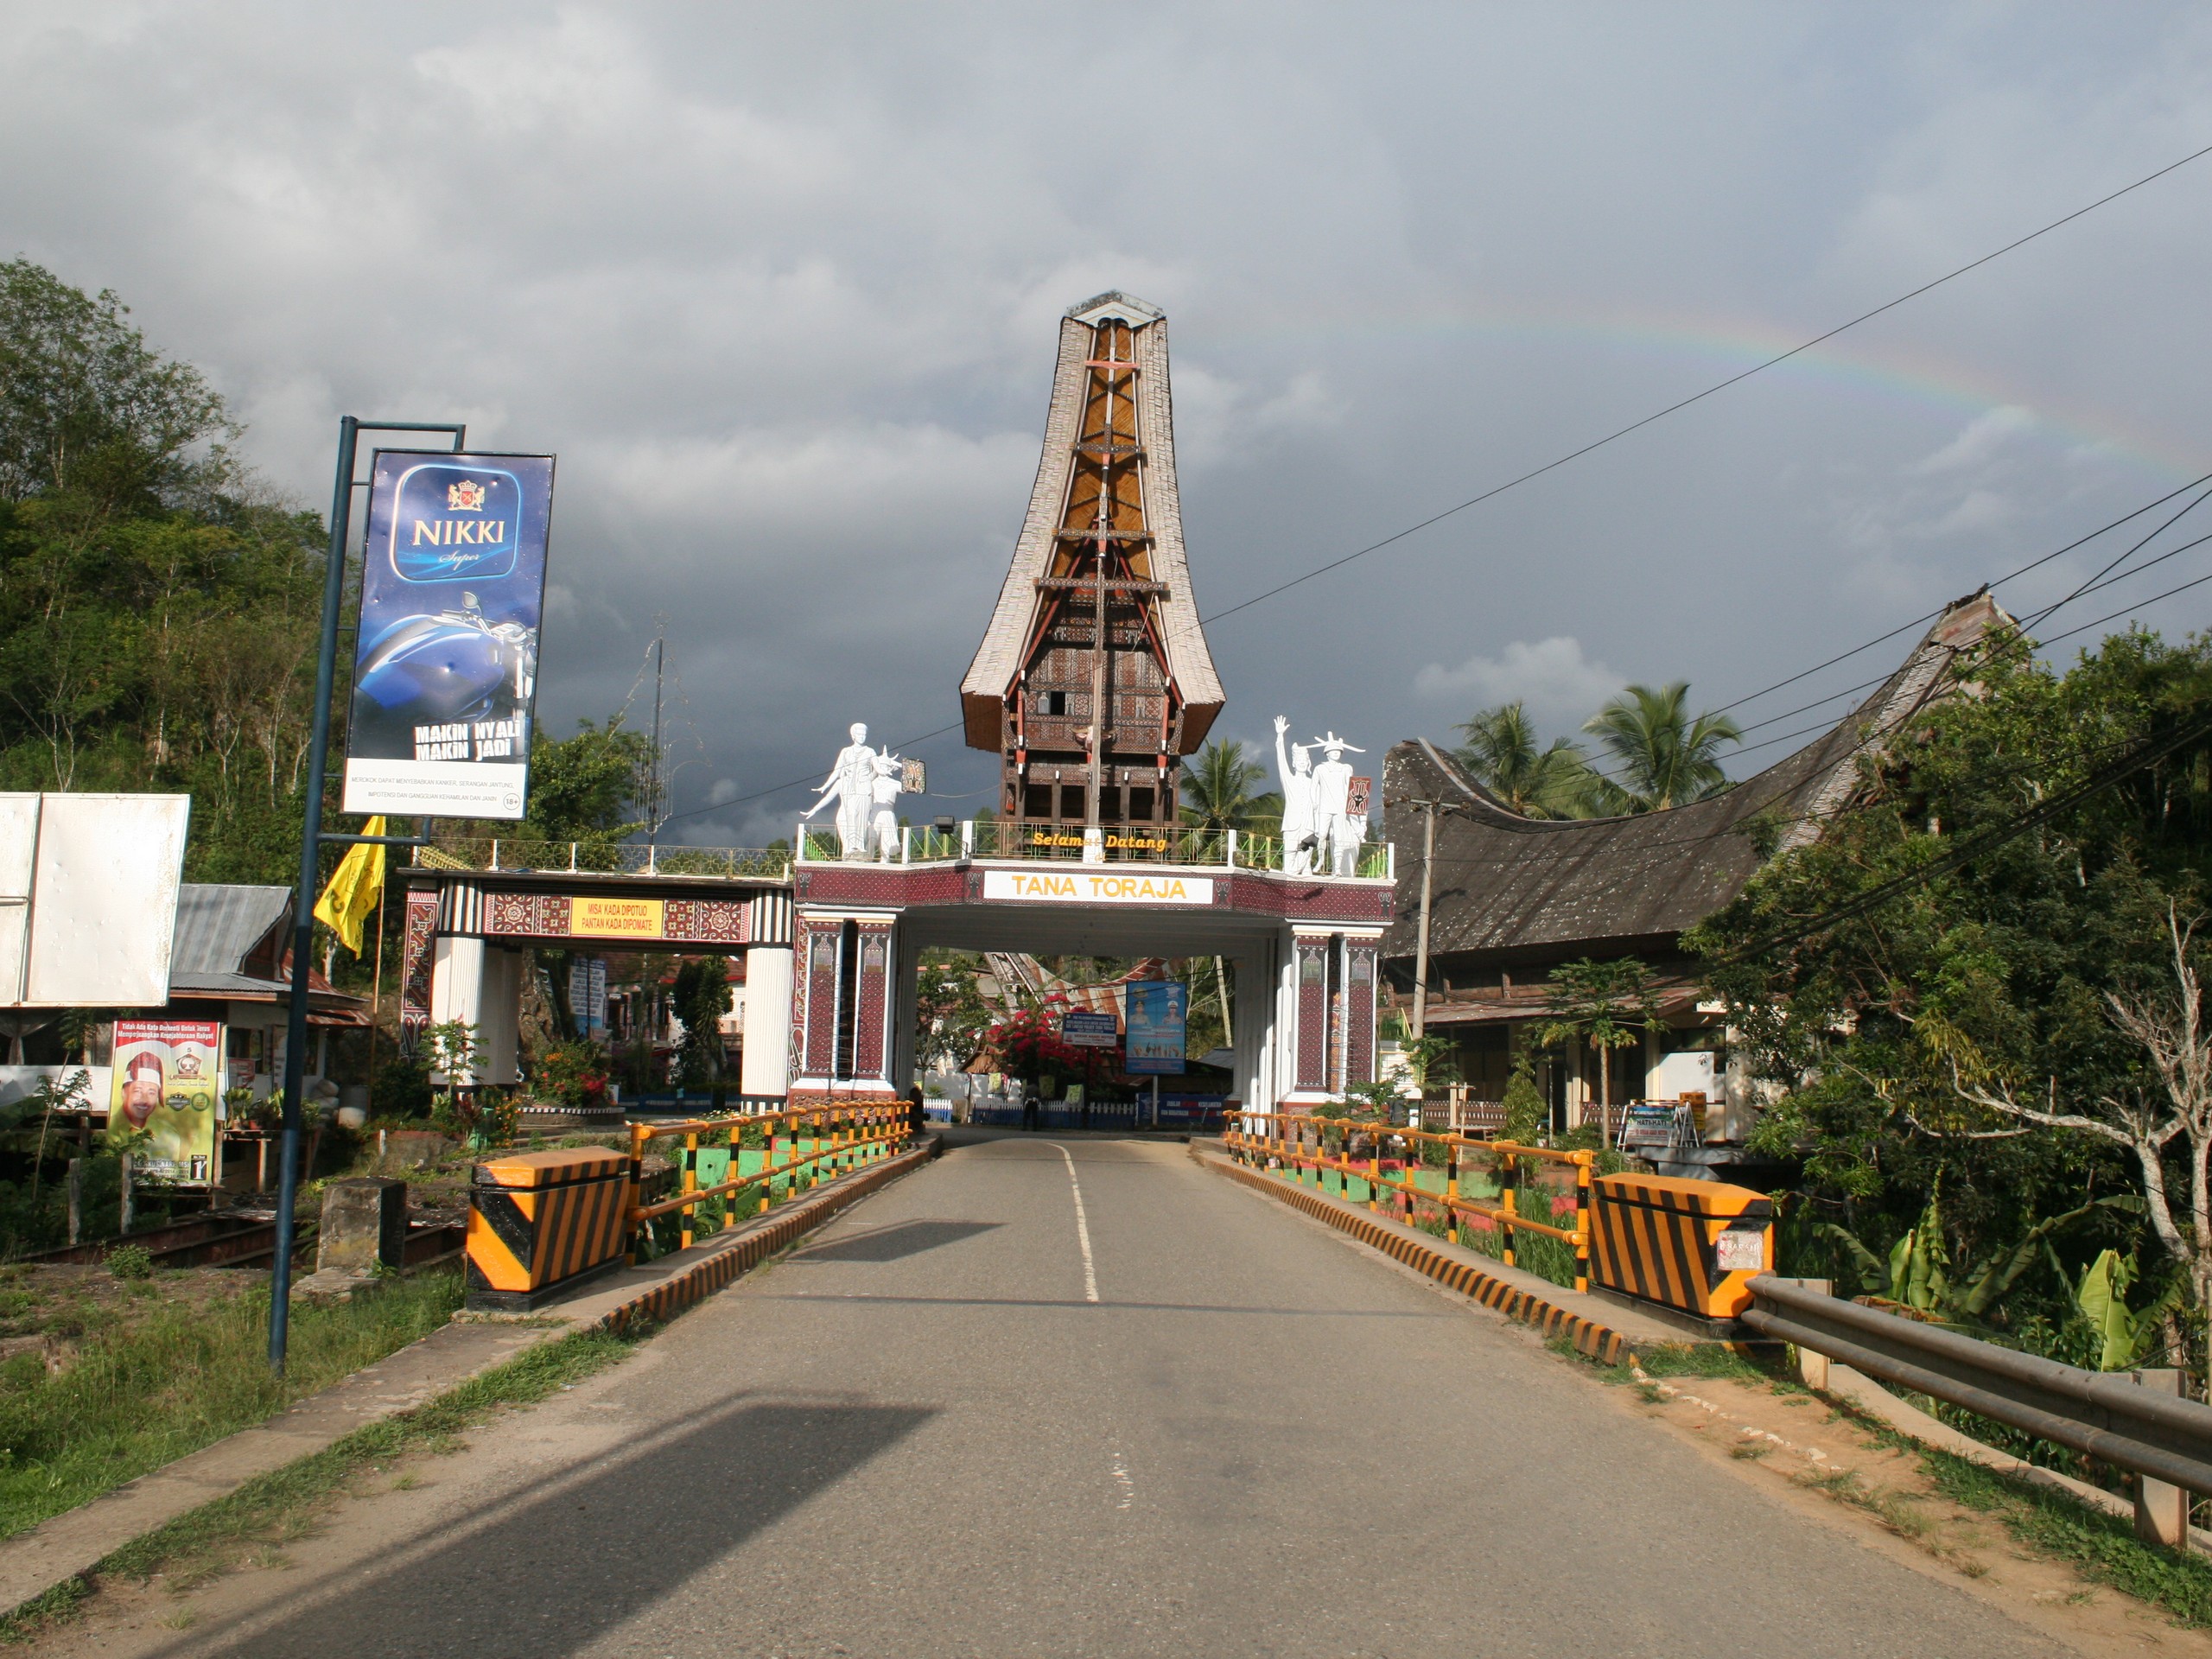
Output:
[571, 1136, 944, 1334]
[0, 1135, 941, 1624]
[1193, 1143, 1648, 1365]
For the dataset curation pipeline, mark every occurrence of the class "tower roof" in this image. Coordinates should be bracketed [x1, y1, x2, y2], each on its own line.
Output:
[960, 295, 1224, 753]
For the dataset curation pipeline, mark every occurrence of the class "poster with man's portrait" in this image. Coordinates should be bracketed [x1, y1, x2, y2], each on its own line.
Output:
[111, 1020, 223, 1184]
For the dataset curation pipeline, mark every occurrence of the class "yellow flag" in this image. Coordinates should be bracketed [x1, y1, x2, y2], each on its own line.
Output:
[313, 816, 388, 957]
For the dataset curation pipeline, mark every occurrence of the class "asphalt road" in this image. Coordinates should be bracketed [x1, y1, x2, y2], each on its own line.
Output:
[134, 1133, 2070, 1658]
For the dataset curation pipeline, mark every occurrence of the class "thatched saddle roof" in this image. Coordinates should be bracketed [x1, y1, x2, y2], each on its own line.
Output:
[1381, 590, 2008, 969]
[960, 291, 1224, 753]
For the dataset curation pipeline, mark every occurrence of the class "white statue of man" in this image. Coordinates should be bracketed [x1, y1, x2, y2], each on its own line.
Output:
[868, 750, 905, 861]
[1311, 731, 1367, 874]
[802, 721, 877, 859]
[1273, 715, 1320, 876]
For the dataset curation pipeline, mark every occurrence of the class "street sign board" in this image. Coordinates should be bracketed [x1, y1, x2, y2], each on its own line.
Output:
[1060, 1009, 1119, 1049]
[0, 792, 189, 1008]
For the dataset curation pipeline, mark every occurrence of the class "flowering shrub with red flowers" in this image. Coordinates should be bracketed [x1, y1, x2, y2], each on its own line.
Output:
[535, 1039, 612, 1109]
[987, 996, 1115, 1084]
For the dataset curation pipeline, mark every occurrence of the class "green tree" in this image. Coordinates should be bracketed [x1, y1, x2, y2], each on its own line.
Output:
[1179, 737, 1281, 831]
[1688, 627, 2212, 1344]
[1452, 702, 1596, 818]
[1583, 682, 1740, 814]
[1535, 957, 1658, 1144]
[915, 953, 994, 1073]
[0, 257, 239, 512]
[672, 957, 733, 1104]
[519, 716, 652, 851]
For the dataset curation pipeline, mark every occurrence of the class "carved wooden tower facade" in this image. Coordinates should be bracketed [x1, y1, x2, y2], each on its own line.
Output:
[961, 292, 1224, 847]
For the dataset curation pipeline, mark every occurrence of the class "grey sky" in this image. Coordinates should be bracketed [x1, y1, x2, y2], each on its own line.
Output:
[6, 4, 2210, 840]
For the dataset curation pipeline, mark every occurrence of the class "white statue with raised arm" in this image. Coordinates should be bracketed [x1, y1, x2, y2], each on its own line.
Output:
[1312, 731, 1368, 875]
[1273, 715, 1320, 876]
[868, 749, 906, 862]
[802, 722, 877, 859]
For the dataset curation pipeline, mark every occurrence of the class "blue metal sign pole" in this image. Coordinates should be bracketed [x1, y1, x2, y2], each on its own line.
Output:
[270, 416, 464, 1375]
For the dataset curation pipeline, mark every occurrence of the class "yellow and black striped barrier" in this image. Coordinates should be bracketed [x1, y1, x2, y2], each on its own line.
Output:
[466, 1147, 631, 1312]
[1589, 1172, 1773, 1325]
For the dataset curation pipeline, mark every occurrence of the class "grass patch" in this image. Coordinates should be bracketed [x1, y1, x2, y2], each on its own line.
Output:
[0, 1270, 464, 1543]
[1916, 1443, 2212, 1624]
[1637, 1342, 1788, 1388]
[0, 1321, 641, 1643]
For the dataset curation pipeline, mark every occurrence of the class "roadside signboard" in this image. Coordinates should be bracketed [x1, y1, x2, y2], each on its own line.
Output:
[1060, 1009, 1119, 1049]
[111, 1018, 223, 1185]
[0, 793, 189, 1008]
[1123, 981, 1187, 1074]
[342, 451, 556, 820]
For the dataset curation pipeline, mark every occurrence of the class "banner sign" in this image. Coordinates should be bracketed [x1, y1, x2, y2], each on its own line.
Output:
[1123, 982, 1187, 1074]
[571, 896, 663, 938]
[1060, 1010, 1119, 1049]
[568, 957, 608, 1036]
[981, 869, 1214, 906]
[111, 1019, 222, 1184]
[1345, 776, 1373, 817]
[342, 450, 556, 820]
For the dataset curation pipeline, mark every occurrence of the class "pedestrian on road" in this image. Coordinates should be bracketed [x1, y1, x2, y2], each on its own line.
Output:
[1021, 1090, 1039, 1131]
[907, 1085, 926, 1137]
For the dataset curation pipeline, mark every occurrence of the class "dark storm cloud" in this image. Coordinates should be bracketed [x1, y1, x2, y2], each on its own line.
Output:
[4, 3, 2209, 840]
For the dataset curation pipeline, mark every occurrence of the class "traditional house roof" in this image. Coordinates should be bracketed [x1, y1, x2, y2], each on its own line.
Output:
[959, 291, 1224, 753]
[1381, 589, 2009, 973]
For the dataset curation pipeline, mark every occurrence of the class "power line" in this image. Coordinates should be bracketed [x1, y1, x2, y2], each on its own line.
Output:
[1706, 470, 2212, 721]
[1721, 704, 2212, 963]
[1199, 140, 2212, 629]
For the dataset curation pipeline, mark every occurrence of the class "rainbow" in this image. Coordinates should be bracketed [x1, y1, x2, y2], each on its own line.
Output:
[1223, 297, 2199, 481]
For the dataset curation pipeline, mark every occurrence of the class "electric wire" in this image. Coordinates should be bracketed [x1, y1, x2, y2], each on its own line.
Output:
[1198, 141, 2212, 629]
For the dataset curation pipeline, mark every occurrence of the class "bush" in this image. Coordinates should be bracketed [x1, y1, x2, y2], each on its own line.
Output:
[1501, 1057, 1546, 1144]
[534, 1039, 612, 1109]
[373, 1049, 434, 1122]
[105, 1245, 153, 1281]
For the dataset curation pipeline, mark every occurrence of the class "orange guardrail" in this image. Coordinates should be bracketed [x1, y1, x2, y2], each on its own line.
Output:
[624, 1101, 911, 1261]
[1224, 1108, 1595, 1291]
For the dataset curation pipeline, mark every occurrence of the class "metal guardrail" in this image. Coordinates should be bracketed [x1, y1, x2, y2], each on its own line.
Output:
[795, 819, 1395, 880]
[625, 1102, 911, 1257]
[419, 839, 790, 880]
[1745, 1274, 2212, 1497]
[1227, 1109, 1596, 1289]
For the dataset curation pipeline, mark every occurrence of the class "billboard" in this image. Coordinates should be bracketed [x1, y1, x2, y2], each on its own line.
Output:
[341, 451, 556, 820]
[111, 1019, 222, 1184]
[1060, 1009, 1119, 1049]
[1124, 981, 1187, 1074]
[0, 792, 189, 1008]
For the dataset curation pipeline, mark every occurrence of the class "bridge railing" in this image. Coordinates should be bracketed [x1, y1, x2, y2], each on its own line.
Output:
[625, 1100, 912, 1259]
[794, 820, 1394, 880]
[1227, 1108, 1595, 1291]
[419, 838, 790, 880]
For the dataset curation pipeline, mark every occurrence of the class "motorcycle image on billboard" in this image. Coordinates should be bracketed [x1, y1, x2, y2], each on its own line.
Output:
[341, 452, 555, 821]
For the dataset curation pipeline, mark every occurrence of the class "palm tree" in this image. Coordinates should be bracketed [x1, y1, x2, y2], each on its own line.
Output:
[1582, 682, 1740, 814]
[1179, 738, 1281, 831]
[1452, 702, 1598, 819]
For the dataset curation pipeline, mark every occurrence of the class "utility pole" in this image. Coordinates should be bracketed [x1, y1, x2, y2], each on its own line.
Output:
[1411, 801, 1438, 1039]
[647, 633, 665, 851]
[273, 416, 463, 1375]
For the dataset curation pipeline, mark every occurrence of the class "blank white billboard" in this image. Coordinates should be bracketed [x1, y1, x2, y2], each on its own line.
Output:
[0, 794, 191, 1008]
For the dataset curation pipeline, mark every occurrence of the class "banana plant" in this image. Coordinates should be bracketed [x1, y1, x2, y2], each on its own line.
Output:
[2072, 1249, 2183, 1371]
[1821, 1177, 2135, 1325]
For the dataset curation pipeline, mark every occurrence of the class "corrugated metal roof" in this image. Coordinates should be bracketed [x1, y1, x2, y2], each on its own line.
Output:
[168, 884, 289, 983]
[1381, 591, 2009, 969]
